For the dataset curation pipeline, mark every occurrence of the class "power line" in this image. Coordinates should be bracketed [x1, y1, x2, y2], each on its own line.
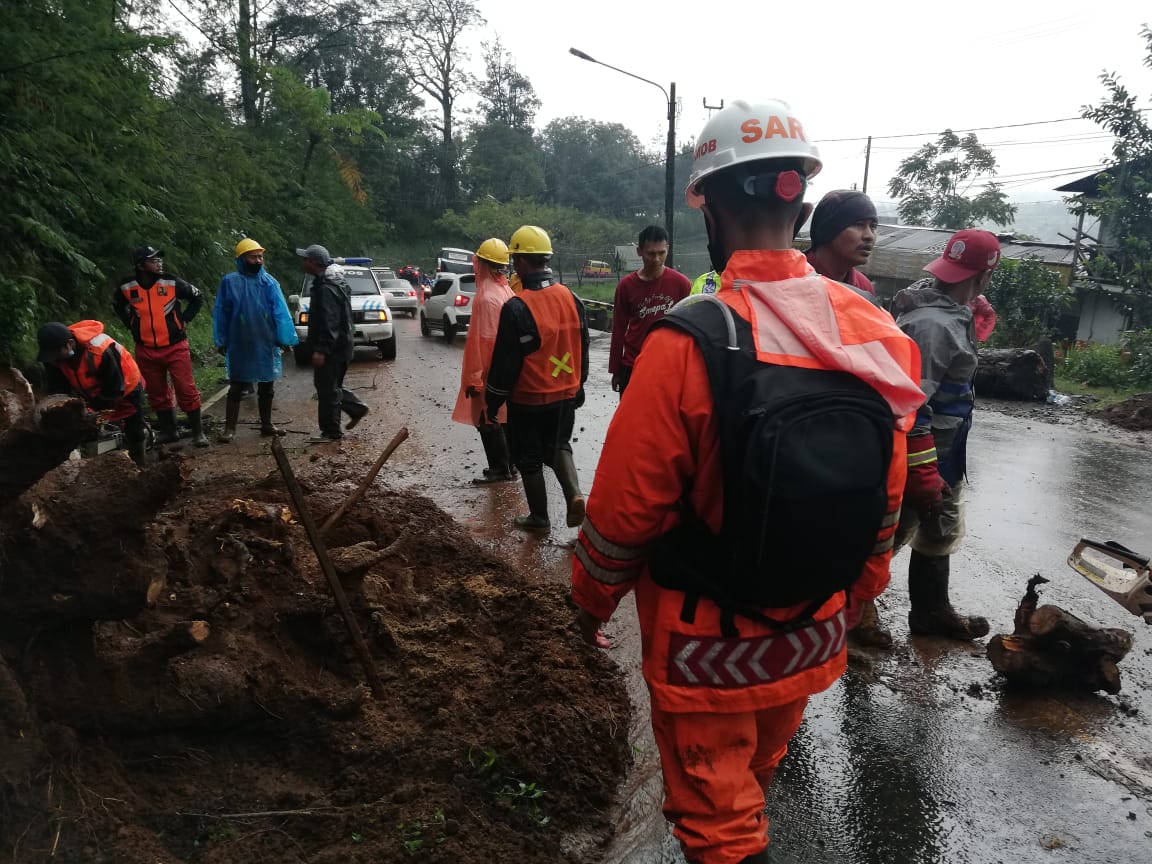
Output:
[813, 109, 1152, 144]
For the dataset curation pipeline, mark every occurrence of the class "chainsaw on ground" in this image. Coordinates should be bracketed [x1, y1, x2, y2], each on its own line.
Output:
[1068, 539, 1152, 624]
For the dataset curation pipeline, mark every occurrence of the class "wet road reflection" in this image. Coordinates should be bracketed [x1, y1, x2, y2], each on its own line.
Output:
[257, 314, 1152, 864]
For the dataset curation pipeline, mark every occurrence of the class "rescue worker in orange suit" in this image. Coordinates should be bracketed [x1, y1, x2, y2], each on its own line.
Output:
[570, 100, 925, 864]
[452, 238, 517, 484]
[112, 245, 208, 447]
[37, 320, 149, 466]
[485, 225, 589, 534]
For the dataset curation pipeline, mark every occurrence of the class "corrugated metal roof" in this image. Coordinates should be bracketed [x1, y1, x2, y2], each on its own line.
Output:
[854, 223, 1076, 282]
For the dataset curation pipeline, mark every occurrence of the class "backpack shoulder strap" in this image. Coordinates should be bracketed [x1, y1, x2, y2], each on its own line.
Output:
[656, 294, 754, 395]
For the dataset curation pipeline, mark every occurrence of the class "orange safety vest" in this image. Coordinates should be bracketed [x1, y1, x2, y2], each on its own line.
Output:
[511, 284, 583, 405]
[60, 320, 142, 401]
[119, 277, 183, 347]
[571, 250, 924, 714]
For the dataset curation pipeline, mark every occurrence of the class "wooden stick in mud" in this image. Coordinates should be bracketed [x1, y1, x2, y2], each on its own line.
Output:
[320, 426, 409, 536]
[270, 437, 385, 699]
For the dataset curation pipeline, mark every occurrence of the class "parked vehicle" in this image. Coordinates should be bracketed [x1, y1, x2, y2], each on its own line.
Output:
[580, 259, 613, 279]
[375, 273, 419, 316]
[435, 247, 474, 276]
[288, 264, 396, 363]
[420, 272, 475, 341]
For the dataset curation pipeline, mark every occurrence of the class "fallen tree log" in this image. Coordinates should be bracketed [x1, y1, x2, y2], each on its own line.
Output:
[987, 575, 1133, 694]
[0, 367, 94, 501]
[975, 348, 1049, 401]
[0, 455, 187, 622]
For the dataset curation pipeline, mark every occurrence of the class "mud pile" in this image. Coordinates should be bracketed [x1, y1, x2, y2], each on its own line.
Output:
[0, 449, 631, 863]
[1099, 392, 1152, 431]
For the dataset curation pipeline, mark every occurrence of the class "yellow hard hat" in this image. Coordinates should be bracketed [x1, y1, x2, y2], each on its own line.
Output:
[235, 238, 265, 257]
[509, 225, 552, 256]
[476, 238, 510, 265]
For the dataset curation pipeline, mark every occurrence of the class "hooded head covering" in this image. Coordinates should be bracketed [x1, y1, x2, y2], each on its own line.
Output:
[451, 255, 515, 426]
[808, 191, 878, 250]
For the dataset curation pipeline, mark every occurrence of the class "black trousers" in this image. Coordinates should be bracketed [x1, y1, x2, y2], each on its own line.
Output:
[314, 356, 367, 436]
[121, 386, 147, 443]
[507, 399, 576, 474]
[227, 380, 273, 400]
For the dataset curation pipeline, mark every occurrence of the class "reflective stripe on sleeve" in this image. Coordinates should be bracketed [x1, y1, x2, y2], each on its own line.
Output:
[574, 542, 641, 586]
[580, 517, 646, 561]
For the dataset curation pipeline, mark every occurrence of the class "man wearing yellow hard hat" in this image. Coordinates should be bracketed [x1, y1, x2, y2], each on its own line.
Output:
[212, 238, 298, 443]
[485, 226, 589, 533]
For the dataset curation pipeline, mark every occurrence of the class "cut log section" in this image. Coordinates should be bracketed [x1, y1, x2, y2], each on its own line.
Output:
[975, 348, 1049, 401]
[988, 575, 1133, 694]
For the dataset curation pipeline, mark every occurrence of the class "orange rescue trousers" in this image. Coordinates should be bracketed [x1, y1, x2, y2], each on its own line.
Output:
[651, 696, 808, 864]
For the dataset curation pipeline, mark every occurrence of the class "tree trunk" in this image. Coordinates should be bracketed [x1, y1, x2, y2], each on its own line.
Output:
[975, 348, 1049, 401]
[237, 0, 259, 126]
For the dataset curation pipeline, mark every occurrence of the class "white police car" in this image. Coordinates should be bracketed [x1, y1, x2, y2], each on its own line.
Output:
[289, 260, 396, 364]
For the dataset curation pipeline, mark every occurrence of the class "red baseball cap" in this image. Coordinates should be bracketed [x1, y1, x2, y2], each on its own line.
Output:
[924, 229, 1002, 284]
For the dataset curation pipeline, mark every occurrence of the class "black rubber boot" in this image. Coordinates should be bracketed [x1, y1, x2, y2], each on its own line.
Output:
[258, 393, 285, 437]
[553, 450, 585, 528]
[513, 471, 551, 533]
[474, 426, 515, 483]
[187, 408, 209, 448]
[907, 551, 990, 640]
[127, 438, 147, 467]
[739, 851, 771, 864]
[153, 408, 179, 444]
[218, 396, 241, 443]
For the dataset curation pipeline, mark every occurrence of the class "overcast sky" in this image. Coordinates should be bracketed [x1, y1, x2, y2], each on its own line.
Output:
[475, 0, 1151, 205]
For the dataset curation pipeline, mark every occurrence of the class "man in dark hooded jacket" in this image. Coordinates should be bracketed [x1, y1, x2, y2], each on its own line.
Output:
[298, 244, 369, 443]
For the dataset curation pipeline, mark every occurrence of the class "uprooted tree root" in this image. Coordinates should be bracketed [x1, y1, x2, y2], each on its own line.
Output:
[0, 454, 632, 864]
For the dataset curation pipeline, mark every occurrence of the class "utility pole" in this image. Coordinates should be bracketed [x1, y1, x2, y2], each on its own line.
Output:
[862, 135, 872, 194]
[665, 82, 676, 268]
[703, 97, 724, 117]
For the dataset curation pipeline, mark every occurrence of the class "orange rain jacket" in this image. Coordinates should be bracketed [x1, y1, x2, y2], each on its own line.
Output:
[51, 320, 142, 404]
[572, 250, 925, 714]
[452, 257, 514, 426]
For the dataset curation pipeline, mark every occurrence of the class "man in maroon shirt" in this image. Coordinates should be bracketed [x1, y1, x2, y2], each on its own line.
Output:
[609, 225, 691, 395]
[805, 190, 878, 297]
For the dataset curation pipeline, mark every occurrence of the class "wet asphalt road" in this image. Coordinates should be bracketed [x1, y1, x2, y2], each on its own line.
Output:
[215, 312, 1152, 864]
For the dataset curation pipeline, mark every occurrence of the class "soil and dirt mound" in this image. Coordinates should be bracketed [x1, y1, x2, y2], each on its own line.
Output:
[1, 448, 632, 863]
[1098, 392, 1152, 431]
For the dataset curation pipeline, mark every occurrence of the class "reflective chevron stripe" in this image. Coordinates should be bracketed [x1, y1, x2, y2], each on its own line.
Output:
[667, 609, 846, 687]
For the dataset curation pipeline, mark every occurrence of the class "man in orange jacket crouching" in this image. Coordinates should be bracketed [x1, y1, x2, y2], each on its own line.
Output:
[570, 100, 925, 864]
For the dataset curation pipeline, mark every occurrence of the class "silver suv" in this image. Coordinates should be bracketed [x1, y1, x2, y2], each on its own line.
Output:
[420, 273, 475, 341]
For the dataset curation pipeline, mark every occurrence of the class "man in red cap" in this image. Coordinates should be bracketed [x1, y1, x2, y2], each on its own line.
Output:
[887, 228, 1002, 642]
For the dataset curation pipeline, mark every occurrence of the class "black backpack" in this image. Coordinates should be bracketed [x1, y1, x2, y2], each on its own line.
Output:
[647, 295, 895, 635]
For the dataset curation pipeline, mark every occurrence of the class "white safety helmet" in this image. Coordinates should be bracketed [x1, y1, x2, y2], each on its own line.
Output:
[685, 99, 822, 209]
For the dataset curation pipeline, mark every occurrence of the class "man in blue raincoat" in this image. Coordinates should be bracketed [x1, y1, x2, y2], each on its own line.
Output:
[213, 237, 298, 442]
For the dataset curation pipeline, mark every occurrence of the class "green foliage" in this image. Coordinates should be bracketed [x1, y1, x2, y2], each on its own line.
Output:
[1080, 25, 1152, 326]
[466, 746, 550, 827]
[397, 808, 448, 856]
[984, 257, 1073, 346]
[1060, 343, 1129, 387]
[1122, 328, 1152, 385]
[887, 130, 1017, 229]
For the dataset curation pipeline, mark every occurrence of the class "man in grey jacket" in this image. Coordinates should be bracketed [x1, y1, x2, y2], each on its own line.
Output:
[889, 229, 1001, 641]
[298, 245, 369, 443]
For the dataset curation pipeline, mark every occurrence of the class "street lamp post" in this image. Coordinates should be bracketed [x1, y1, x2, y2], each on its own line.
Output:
[569, 48, 677, 268]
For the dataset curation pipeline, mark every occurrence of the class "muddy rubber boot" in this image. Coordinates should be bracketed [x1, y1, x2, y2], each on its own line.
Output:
[474, 426, 515, 483]
[738, 851, 771, 864]
[258, 394, 285, 437]
[218, 396, 241, 443]
[513, 471, 551, 534]
[554, 450, 585, 528]
[907, 551, 990, 640]
[153, 408, 179, 444]
[127, 438, 147, 467]
[849, 598, 894, 650]
[187, 408, 210, 448]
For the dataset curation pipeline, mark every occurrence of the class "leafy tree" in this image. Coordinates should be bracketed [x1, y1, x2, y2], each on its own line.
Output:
[462, 40, 544, 203]
[393, 0, 485, 211]
[540, 117, 659, 218]
[984, 258, 1073, 347]
[887, 130, 1017, 229]
[1079, 25, 1152, 325]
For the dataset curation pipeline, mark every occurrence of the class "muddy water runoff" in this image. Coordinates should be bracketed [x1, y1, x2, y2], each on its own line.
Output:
[258, 314, 1152, 863]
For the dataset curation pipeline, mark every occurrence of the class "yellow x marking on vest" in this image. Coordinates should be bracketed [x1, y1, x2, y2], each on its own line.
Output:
[549, 352, 573, 378]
